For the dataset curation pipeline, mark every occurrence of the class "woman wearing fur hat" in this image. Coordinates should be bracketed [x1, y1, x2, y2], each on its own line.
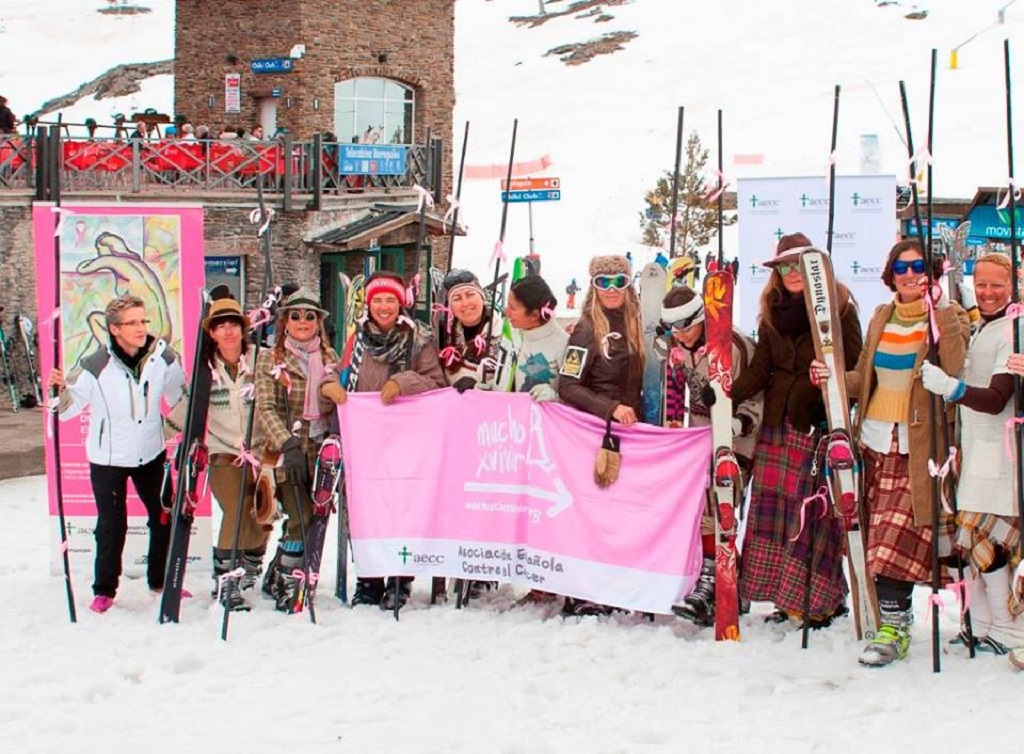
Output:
[730, 233, 862, 630]
[653, 284, 763, 627]
[438, 269, 501, 392]
[321, 271, 446, 610]
[167, 296, 270, 611]
[254, 287, 339, 612]
[557, 254, 644, 617]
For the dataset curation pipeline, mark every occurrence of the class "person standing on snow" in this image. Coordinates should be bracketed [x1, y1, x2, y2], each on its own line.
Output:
[47, 294, 186, 614]
[921, 253, 1024, 655]
[320, 271, 446, 610]
[254, 287, 338, 612]
[653, 284, 762, 627]
[557, 254, 644, 617]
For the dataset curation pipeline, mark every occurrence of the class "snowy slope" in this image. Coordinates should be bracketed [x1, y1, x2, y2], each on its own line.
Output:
[2, 473, 1022, 753]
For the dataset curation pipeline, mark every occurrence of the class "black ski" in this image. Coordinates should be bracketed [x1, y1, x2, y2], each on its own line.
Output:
[289, 436, 342, 614]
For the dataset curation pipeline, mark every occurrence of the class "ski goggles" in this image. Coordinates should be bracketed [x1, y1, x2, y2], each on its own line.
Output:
[288, 309, 319, 322]
[660, 297, 705, 331]
[891, 258, 926, 275]
[592, 274, 630, 291]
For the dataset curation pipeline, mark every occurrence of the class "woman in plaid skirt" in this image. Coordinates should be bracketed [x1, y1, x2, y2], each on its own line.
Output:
[813, 240, 969, 666]
[732, 233, 862, 628]
[923, 253, 1024, 657]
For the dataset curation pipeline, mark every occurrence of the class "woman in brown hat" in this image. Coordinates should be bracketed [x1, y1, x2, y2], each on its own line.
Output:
[731, 233, 862, 629]
[254, 287, 339, 611]
[167, 295, 271, 611]
[321, 271, 446, 610]
[557, 254, 644, 617]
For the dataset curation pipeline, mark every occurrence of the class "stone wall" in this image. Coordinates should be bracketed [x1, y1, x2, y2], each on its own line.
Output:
[0, 202, 42, 411]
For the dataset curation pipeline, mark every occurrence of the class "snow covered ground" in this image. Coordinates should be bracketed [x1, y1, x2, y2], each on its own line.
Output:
[2, 473, 1020, 753]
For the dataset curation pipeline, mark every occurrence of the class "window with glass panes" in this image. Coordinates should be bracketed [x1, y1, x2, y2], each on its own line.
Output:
[333, 78, 415, 145]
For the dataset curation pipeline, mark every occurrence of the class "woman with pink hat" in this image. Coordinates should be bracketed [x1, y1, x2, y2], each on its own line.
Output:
[731, 233, 862, 630]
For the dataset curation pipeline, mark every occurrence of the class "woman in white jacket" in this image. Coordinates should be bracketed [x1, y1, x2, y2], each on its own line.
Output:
[48, 294, 185, 614]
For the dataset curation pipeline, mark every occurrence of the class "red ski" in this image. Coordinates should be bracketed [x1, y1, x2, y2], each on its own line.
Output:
[703, 270, 740, 641]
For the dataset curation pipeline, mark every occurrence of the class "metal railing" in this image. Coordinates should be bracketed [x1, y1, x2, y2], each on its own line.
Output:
[1, 134, 434, 203]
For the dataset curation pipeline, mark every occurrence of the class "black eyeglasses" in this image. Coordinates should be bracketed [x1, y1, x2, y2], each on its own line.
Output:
[288, 310, 318, 322]
[891, 259, 926, 275]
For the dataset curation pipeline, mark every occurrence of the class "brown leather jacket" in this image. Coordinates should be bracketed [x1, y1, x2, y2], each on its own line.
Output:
[733, 302, 863, 434]
[558, 311, 643, 420]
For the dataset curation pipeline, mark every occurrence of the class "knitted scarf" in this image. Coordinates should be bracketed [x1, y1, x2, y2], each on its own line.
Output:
[362, 320, 413, 377]
[284, 334, 326, 423]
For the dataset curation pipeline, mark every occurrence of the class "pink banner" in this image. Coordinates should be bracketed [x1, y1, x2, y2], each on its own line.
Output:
[338, 390, 712, 613]
[32, 203, 208, 574]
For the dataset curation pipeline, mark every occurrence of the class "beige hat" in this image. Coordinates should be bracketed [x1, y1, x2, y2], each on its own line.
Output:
[202, 297, 250, 332]
[278, 286, 329, 317]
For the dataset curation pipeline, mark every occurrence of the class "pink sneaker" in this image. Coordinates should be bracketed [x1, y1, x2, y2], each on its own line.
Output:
[89, 595, 114, 613]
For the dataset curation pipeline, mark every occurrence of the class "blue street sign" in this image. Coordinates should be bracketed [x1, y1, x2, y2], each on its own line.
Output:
[251, 58, 293, 74]
[338, 144, 407, 176]
[500, 190, 561, 203]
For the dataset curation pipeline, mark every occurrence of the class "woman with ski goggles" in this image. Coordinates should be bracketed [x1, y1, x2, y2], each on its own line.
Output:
[730, 233, 863, 632]
[254, 287, 339, 613]
[556, 254, 644, 618]
[811, 239, 969, 667]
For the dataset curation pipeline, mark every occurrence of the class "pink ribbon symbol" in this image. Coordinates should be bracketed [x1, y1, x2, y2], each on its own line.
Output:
[247, 307, 272, 329]
[1003, 416, 1024, 464]
[74, 220, 87, 248]
[669, 346, 686, 367]
[432, 304, 455, 334]
[490, 239, 507, 266]
[233, 440, 262, 481]
[703, 170, 730, 203]
[472, 334, 488, 355]
[926, 447, 958, 515]
[413, 184, 435, 214]
[540, 303, 555, 321]
[406, 273, 420, 308]
[790, 486, 830, 542]
[945, 578, 971, 617]
[43, 308, 61, 343]
[271, 362, 292, 393]
[921, 281, 942, 342]
[249, 206, 275, 236]
[479, 357, 498, 372]
[238, 382, 255, 401]
[443, 195, 460, 232]
[600, 332, 622, 359]
[439, 346, 460, 367]
[926, 592, 946, 621]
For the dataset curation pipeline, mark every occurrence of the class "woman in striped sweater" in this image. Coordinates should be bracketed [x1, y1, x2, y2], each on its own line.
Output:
[813, 239, 969, 667]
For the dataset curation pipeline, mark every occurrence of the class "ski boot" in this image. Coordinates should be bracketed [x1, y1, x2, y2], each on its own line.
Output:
[352, 578, 386, 607]
[561, 597, 613, 618]
[380, 577, 412, 612]
[239, 549, 265, 592]
[858, 609, 912, 667]
[212, 549, 251, 612]
[261, 547, 283, 600]
[273, 549, 305, 613]
[672, 556, 715, 627]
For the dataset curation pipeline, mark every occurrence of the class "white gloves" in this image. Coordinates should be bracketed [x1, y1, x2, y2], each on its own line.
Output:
[920, 359, 965, 401]
[731, 417, 743, 437]
[529, 383, 558, 403]
[959, 280, 977, 311]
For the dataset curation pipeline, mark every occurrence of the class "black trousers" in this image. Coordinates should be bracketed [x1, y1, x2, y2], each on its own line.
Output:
[89, 452, 171, 597]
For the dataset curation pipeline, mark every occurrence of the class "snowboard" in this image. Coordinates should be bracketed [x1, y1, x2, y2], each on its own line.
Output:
[640, 263, 667, 425]
[159, 293, 214, 624]
[703, 270, 740, 641]
[290, 436, 343, 614]
[668, 256, 696, 290]
[799, 248, 880, 641]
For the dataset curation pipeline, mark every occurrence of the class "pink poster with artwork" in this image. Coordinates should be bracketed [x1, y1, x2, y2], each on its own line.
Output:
[32, 203, 208, 577]
[339, 390, 712, 614]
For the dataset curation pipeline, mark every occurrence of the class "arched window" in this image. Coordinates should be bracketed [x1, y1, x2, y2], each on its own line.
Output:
[334, 78, 414, 145]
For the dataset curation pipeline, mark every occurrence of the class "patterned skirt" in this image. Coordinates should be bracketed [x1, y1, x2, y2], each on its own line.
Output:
[741, 422, 848, 616]
[955, 510, 1021, 573]
[862, 443, 954, 584]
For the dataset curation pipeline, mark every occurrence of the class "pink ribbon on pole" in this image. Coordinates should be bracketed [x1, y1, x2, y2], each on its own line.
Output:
[472, 334, 488, 355]
[490, 239, 507, 266]
[247, 306, 272, 329]
[52, 206, 75, 237]
[271, 362, 292, 393]
[926, 447, 958, 515]
[249, 206, 275, 237]
[431, 304, 455, 334]
[216, 567, 246, 602]
[921, 280, 942, 342]
[789, 486, 830, 542]
[702, 170, 730, 203]
[233, 440, 262, 481]
[290, 569, 320, 586]
[945, 578, 971, 617]
[926, 592, 946, 621]
[406, 273, 420, 308]
[996, 180, 1021, 210]
[443, 195, 460, 232]
[413, 184, 435, 214]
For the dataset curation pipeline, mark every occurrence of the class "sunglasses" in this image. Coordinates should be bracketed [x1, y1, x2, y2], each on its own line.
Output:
[775, 261, 800, 276]
[891, 259, 926, 275]
[593, 274, 630, 291]
[288, 310, 319, 322]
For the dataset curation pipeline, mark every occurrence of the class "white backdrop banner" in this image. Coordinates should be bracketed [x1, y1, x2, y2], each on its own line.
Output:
[736, 175, 898, 336]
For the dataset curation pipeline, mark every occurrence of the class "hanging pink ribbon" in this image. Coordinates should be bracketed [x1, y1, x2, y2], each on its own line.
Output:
[271, 362, 292, 393]
[406, 273, 420, 308]
[1006, 303, 1024, 321]
[439, 346, 460, 367]
[233, 440, 262, 481]
[490, 239, 507, 266]
[996, 180, 1021, 210]
[249, 206, 275, 237]
[60, 540, 69, 554]
[540, 303, 555, 321]
[74, 220, 87, 248]
[238, 382, 255, 401]
[247, 307, 272, 329]
[669, 346, 686, 368]
[472, 334, 488, 355]
[702, 170, 730, 203]
[925, 592, 946, 620]
[789, 486, 830, 542]
[52, 206, 75, 237]
[945, 578, 971, 617]
[479, 357, 498, 372]
[443, 195, 460, 232]
[1003, 416, 1024, 464]
[921, 281, 942, 342]
[215, 567, 246, 602]
[926, 447, 958, 515]
[43, 308, 60, 343]
[431, 304, 455, 334]
[600, 332, 622, 359]
[413, 184, 435, 214]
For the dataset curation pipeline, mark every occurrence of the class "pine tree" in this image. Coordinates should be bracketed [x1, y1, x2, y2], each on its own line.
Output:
[638, 132, 736, 259]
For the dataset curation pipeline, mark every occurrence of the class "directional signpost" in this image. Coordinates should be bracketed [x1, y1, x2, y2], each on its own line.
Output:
[499, 177, 561, 256]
